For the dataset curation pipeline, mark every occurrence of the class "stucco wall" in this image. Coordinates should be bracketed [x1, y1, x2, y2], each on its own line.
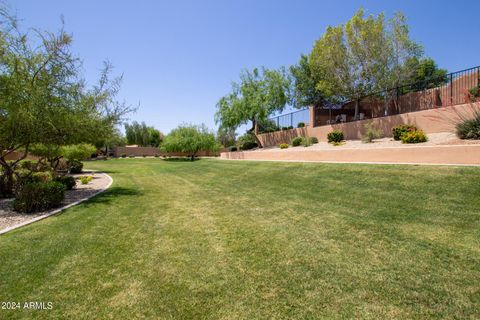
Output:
[257, 102, 480, 147]
[221, 145, 480, 165]
[114, 146, 220, 157]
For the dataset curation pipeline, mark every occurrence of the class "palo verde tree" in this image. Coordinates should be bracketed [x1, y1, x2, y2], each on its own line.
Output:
[161, 124, 219, 161]
[0, 8, 133, 195]
[215, 67, 291, 147]
[309, 9, 424, 116]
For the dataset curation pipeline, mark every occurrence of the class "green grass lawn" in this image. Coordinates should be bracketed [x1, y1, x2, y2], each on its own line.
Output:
[1, 159, 479, 319]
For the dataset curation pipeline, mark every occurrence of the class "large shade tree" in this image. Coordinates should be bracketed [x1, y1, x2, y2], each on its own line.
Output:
[0, 9, 133, 195]
[215, 67, 291, 147]
[309, 9, 424, 116]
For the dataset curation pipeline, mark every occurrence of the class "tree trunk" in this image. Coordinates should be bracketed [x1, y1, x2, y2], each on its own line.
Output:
[248, 119, 263, 148]
[0, 144, 29, 196]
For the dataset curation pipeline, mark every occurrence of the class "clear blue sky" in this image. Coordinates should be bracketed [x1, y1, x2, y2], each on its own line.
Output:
[11, 0, 480, 134]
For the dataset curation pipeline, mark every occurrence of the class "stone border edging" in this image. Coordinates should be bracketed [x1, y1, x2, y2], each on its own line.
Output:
[0, 172, 113, 236]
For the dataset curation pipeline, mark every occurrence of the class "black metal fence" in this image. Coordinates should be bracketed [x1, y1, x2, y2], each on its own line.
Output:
[347, 65, 480, 123]
[257, 108, 310, 133]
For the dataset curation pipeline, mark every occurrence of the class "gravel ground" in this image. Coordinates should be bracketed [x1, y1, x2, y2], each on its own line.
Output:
[255, 132, 480, 152]
[0, 171, 110, 232]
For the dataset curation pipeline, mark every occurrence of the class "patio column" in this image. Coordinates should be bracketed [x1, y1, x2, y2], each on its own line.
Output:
[309, 106, 315, 127]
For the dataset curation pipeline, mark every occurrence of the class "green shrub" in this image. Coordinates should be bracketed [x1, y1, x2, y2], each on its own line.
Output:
[308, 137, 319, 144]
[142, 154, 147, 158]
[297, 122, 305, 128]
[392, 124, 417, 141]
[121, 154, 127, 158]
[401, 130, 428, 143]
[327, 130, 344, 143]
[68, 160, 83, 174]
[237, 134, 258, 150]
[13, 181, 65, 213]
[80, 176, 93, 185]
[456, 113, 480, 139]
[362, 122, 382, 143]
[288, 126, 294, 130]
[291, 136, 304, 147]
[281, 126, 289, 131]
[154, 154, 160, 158]
[55, 176, 76, 190]
[468, 87, 480, 102]
[228, 146, 238, 152]
[279, 143, 289, 149]
[302, 137, 313, 147]
[31, 171, 53, 183]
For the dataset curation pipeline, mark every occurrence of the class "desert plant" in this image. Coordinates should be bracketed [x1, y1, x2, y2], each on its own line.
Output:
[327, 130, 344, 143]
[281, 126, 289, 131]
[279, 143, 289, 149]
[362, 122, 382, 143]
[302, 138, 312, 147]
[392, 124, 417, 141]
[467, 87, 480, 102]
[291, 136, 305, 147]
[456, 113, 480, 139]
[401, 130, 428, 143]
[80, 176, 93, 185]
[55, 176, 76, 190]
[13, 181, 65, 213]
[308, 137, 319, 144]
[297, 122, 305, 128]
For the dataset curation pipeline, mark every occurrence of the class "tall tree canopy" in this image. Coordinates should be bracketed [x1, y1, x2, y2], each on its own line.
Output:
[289, 54, 324, 108]
[309, 9, 423, 105]
[0, 8, 133, 195]
[124, 121, 163, 147]
[215, 67, 291, 147]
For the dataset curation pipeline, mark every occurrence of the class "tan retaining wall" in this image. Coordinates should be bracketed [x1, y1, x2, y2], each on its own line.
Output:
[114, 146, 220, 157]
[257, 102, 480, 147]
[221, 145, 480, 165]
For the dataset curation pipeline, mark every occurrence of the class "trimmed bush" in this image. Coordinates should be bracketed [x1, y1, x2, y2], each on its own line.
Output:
[13, 181, 65, 213]
[297, 122, 305, 128]
[308, 137, 319, 144]
[281, 126, 289, 131]
[288, 126, 294, 130]
[154, 154, 160, 158]
[237, 134, 258, 150]
[327, 130, 344, 143]
[55, 176, 76, 190]
[456, 114, 480, 139]
[392, 124, 417, 141]
[228, 146, 238, 152]
[31, 171, 53, 183]
[121, 154, 127, 158]
[129, 154, 135, 158]
[68, 160, 83, 174]
[279, 143, 289, 149]
[401, 130, 428, 143]
[291, 136, 304, 147]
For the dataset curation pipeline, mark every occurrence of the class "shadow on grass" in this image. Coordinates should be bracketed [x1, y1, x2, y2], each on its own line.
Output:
[162, 157, 201, 162]
[82, 186, 142, 206]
